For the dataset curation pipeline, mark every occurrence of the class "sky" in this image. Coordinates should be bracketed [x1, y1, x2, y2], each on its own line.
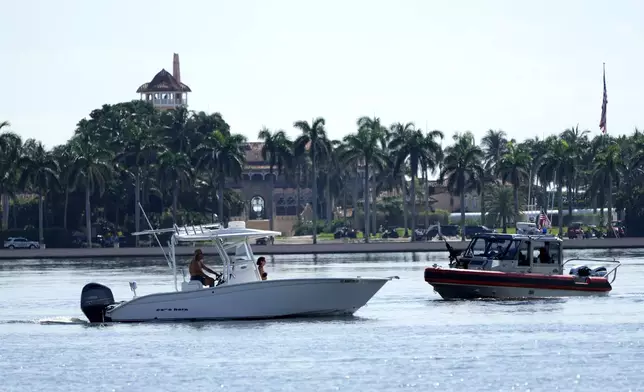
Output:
[1, 0, 643, 149]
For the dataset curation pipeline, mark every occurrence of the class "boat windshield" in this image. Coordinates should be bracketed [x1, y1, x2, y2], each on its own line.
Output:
[467, 237, 522, 260]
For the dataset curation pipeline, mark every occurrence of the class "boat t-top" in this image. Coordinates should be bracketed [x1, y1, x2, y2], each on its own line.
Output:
[424, 233, 621, 300]
[80, 216, 397, 323]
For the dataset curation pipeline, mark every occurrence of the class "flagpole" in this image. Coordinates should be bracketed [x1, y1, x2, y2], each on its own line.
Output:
[599, 62, 607, 135]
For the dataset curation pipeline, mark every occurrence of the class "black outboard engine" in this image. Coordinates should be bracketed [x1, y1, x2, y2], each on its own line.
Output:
[80, 283, 115, 323]
[576, 266, 592, 277]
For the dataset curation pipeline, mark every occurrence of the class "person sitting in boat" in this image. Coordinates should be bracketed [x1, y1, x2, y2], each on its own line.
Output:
[257, 257, 268, 280]
[189, 249, 218, 287]
[538, 247, 551, 264]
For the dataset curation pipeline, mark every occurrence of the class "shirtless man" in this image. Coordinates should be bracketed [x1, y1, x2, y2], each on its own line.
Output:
[189, 249, 218, 287]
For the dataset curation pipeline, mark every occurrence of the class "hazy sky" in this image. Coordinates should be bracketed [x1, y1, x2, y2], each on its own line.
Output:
[1, 0, 643, 149]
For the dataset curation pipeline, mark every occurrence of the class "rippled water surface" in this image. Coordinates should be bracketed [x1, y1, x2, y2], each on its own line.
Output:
[2, 248, 644, 392]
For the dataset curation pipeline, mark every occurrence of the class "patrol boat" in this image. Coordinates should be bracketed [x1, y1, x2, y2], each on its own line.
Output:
[425, 233, 621, 300]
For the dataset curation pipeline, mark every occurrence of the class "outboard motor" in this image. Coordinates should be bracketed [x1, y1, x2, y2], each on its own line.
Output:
[80, 283, 115, 323]
[592, 266, 608, 277]
[570, 266, 592, 277]
[570, 265, 607, 277]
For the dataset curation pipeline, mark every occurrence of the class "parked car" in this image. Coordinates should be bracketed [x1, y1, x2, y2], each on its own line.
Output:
[381, 227, 399, 239]
[3, 237, 40, 249]
[515, 222, 540, 235]
[333, 227, 357, 239]
[256, 236, 275, 245]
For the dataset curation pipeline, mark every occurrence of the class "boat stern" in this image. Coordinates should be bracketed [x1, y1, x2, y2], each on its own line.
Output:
[80, 283, 116, 322]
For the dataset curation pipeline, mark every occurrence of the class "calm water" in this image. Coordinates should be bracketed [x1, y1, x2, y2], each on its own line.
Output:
[2, 249, 644, 392]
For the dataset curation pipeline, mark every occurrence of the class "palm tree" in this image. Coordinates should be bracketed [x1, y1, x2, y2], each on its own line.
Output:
[51, 145, 75, 229]
[294, 117, 329, 244]
[522, 136, 548, 211]
[0, 129, 22, 231]
[390, 127, 444, 240]
[115, 114, 160, 245]
[592, 141, 621, 227]
[481, 129, 508, 222]
[538, 138, 570, 237]
[340, 117, 388, 243]
[561, 125, 590, 219]
[388, 122, 415, 237]
[497, 140, 531, 216]
[161, 106, 195, 155]
[486, 185, 519, 233]
[69, 121, 114, 247]
[440, 132, 484, 241]
[258, 128, 293, 230]
[19, 140, 60, 247]
[213, 131, 246, 225]
[157, 150, 193, 225]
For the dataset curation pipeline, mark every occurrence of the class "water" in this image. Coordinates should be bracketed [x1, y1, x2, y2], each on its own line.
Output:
[2, 249, 644, 392]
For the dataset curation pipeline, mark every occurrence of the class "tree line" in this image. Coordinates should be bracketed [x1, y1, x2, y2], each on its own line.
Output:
[1, 100, 643, 247]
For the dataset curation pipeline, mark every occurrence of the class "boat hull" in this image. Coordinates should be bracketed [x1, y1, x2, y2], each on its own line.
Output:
[424, 267, 612, 300]
[101, 277, 389, 322]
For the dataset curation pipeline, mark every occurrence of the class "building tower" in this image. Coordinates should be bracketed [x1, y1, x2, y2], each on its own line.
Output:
[136, 53, 191, 110]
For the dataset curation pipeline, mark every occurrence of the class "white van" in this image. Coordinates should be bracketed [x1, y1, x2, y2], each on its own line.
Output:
[516, 221, 540, 235]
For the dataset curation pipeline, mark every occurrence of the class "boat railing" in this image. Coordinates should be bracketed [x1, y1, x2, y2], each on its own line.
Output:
[562, 258, 622, 284]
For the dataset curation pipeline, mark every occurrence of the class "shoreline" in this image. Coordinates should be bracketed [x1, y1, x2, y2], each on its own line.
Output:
[0, 237, 643, 259]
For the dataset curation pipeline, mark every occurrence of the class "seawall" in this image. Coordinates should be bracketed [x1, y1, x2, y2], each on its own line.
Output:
[0, 237, 643, 260]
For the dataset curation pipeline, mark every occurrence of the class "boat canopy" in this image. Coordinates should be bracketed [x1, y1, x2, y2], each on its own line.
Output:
[174, 228, 281, 243]
[132, 224, 281, 243]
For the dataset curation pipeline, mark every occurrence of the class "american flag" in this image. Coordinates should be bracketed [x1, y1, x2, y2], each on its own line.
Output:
[537, 210, 551, 229]
[599, 63, 607, 134]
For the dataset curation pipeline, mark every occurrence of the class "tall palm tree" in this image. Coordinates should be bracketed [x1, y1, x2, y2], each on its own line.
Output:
[440, 132, 484, 240]
[115, 114, 160, 245]
[521, 136, 548, 211]
[497, 140, 531, 216]
[561, 125, 590, 218]
[388, 122, 415, 237]
[481, 129, 508, 222]
[19, 140, 60, 247]
[592, 141, 621, 227]
[69, 121, 114, 247]
[0, 129, 22, 231]
[294, 117, 329, 244]
[539, 138, 570, 236]
[213, 131, 247, 224]
[390, 128, 444, 241]
[258, 128, 293, 230]
[157, 150, 193, 225]
[51, 145, 75, 229]
[340, 117, 388, 243]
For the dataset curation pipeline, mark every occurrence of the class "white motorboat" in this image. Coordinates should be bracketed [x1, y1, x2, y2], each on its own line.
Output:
[425, 233, 621, 300]
[80, 219, 397, 323]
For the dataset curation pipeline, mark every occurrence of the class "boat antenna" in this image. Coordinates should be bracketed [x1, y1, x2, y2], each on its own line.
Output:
[138, 202, 172, 269]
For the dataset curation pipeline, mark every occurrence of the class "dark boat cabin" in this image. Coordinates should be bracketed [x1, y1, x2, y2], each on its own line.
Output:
[456, 233, 563, 275]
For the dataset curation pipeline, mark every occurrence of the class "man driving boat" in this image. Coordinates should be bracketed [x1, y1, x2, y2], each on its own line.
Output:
[189, 249, 218, 287]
